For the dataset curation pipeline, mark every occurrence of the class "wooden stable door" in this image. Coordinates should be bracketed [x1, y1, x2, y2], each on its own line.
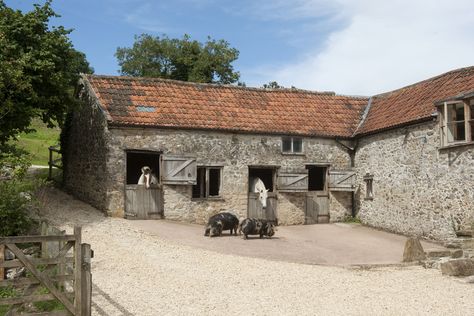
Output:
[125, 185, 163, 219]
[305, 191, 329, 224]
[248, 192, 278, 223]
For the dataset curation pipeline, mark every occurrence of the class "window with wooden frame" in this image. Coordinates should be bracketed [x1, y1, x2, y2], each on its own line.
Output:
[439, 100, 474, 146]
[192, 167, 223, 199]
[363, 173, 374, 200]
[282, 137, 303, 154]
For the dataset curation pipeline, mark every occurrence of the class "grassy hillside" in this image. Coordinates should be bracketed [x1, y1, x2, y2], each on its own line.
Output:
[14, 119, 60, 166]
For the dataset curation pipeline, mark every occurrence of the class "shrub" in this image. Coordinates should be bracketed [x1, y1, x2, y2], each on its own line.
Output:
[0, 144, 39, 236]
[0, 180, 37, 236]
[0, 144, 31, 180]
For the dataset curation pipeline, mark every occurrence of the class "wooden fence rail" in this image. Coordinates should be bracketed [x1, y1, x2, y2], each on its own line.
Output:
[0, 226, 92, 316]
[48, 145, 62, 181]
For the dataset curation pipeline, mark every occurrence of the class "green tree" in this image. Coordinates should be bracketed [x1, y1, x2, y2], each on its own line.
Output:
[0, 0, 92, 145]
[262, 81, 284, 89]
[116, 34, 240, 84]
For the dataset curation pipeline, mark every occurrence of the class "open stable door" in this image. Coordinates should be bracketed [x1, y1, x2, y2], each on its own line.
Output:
[160, 155, 197, 185]
[125, 150, 163, 219]
[305, 165, 329, 224]
[248, 167, 278, 224]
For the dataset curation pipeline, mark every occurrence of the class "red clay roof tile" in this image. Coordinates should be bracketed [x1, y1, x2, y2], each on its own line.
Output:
[83, 66, 474, 138]
[355, 66, 474, 135]
[83, 75, 368, 138]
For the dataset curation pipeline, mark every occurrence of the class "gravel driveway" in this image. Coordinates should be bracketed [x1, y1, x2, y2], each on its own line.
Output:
[40, 188, 474, 316]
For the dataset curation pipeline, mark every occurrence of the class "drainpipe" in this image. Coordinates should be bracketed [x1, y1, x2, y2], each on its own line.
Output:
[335, 138, 358, 218]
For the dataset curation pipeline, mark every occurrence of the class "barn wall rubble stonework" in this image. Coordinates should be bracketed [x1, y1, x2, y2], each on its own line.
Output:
[63, 95, 110, 211]
[105, 128, 353, 225]
[355, 121, 474, 240]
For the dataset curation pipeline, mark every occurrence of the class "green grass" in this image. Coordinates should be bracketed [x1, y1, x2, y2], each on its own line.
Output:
[13, 119, 60, 166]
[0, 285, 65, 315]
[0, 286, 17, 316]
[33, 287, 65, 312]
[343, 216, 362, 224]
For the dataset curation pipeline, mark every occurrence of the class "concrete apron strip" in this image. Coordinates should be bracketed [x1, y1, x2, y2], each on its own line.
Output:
[129, 220, 447, 267]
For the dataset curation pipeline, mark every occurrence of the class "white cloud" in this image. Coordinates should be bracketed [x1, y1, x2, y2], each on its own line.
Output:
[252, 0, 474, 95]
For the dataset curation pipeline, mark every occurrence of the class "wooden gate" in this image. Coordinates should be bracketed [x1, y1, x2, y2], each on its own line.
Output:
[305, 192, 329, 224]
[125, 185, 163, 219]
[0, 226, 92, 315]
[248, 192, 278, 223]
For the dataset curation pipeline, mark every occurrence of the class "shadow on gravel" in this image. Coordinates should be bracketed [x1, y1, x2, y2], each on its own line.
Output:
[92, 283, 134, 316]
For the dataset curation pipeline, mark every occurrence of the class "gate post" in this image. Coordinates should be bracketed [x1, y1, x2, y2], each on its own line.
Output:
[74, 226, 82, 315]
[81, 243, 92, 316]
[0, 244, 4, 280]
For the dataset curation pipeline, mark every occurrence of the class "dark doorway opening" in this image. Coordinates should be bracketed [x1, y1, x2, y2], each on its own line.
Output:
[126, 151, 160, 185]
[248, 168, 275, 192]
[307, 166, 326, 191]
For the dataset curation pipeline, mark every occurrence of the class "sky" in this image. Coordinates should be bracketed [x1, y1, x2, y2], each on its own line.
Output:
[5, 0, 474, 95]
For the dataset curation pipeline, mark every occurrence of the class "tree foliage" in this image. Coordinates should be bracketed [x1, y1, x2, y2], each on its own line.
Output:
[0, 0, 92, 145]
[262, 81, 284, 89]
[116, 34, 240, 84]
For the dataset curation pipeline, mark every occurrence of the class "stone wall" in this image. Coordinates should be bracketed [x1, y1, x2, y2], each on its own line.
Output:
[355, 121, 474, 241]
[63, 89, 110, 211]
[105, 128, 353, 224]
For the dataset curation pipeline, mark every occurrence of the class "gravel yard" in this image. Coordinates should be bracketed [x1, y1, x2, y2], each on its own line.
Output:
[40, 188, 474, 316]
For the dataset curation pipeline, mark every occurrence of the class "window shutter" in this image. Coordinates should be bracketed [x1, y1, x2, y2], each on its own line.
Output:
[161, 156, 197, 185]
[277, 173, 308, 192]
[328, 170, 356, 191]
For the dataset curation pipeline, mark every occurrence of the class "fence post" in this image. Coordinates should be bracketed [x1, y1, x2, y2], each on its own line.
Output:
[0, 244, 4, 280]
[81, 243, 92, 316]
[48, 146, 53, 180]
[74, 226, 82, 315]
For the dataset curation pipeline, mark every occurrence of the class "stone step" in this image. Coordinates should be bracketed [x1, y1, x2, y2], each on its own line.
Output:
[426, 249, 463, 259]
[444, 237, 474, 250]
[456, 230, 473, 237]
[440, 258, 474, 276]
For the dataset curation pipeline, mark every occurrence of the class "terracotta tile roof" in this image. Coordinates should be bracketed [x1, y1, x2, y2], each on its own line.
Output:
[83, 75, 368, 138]
[82, 66, 474, 139]
[355, 66, 474, 135]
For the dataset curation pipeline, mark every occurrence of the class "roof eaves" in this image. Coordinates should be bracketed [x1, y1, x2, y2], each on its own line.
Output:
[354, 116, 434, 138]
[107, 121, 352, 139]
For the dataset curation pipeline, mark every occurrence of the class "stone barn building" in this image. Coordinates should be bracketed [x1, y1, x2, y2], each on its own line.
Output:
[64, 66, 474, 241]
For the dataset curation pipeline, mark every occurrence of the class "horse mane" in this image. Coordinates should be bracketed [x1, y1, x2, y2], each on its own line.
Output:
[251, 177, 267, 192]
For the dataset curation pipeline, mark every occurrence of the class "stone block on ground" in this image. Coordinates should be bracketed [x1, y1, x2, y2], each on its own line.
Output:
[403, 237, 426, 262]
[451, 249, 464, 259]
[456, 230, 473, 237]
[440, 259, 474, 276]
[426, 250, 451, 258]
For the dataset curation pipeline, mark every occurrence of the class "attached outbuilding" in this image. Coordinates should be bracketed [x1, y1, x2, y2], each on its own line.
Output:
[63, 67, 474, 241]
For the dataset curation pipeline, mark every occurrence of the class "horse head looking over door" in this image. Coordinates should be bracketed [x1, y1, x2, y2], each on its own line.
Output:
[250, 177, 268, 208]
[138, 166, 158, 188]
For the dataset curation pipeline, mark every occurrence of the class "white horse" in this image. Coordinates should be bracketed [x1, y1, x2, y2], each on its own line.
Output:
[138, 166, 158, 188]
[250, 177, 269, 208]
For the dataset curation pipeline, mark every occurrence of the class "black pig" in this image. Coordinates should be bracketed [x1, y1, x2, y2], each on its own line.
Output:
[204, 212, 239, 237]
[239, 218, 275, 239]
